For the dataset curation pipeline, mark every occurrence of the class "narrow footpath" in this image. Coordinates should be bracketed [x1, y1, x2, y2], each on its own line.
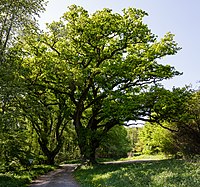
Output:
[29, 164, 80, 187]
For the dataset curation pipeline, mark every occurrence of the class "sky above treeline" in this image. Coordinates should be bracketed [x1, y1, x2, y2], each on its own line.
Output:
[39, 0, 200, 90]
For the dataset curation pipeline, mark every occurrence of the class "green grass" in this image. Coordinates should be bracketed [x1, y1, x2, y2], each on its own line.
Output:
[74, 159, 200, 187]
[0, 165, 57, 187]
[64, 154, 167, 164]
[119, 154, 168, 161]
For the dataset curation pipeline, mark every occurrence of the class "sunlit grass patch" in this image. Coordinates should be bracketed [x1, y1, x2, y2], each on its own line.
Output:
[75, 159, 200, 187]
[123, 154, 168, 161]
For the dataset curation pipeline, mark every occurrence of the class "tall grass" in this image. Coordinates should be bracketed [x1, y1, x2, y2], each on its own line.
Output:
[75, 159, 200, 187]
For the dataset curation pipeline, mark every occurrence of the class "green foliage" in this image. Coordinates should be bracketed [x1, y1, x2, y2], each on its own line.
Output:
[0, 0, 50, 171]
[137, 90, 200, 158]
[55, 124, 80, 163]
[172, 90, 200, 157]
[75, 159, 200, 187]
[149, 87, 192, 124]
[139, 90, 200, 158]
[96, 125, 132, 158]
[138, 123, 178, 155]
[0, 165, 56, 187]
[126, 127, 142, 154]
[0, 106, 35, 171]
[0, 0, 47, 53]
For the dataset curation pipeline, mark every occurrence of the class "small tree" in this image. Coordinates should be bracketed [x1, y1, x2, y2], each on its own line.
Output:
[18, 87, 71, 165]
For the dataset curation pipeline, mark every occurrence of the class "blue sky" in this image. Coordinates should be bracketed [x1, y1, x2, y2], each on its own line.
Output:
[39, 0, 200, 89]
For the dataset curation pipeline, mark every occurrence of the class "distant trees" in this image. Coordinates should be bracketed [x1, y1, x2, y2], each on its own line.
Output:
[138, 122, 178, 155]
[96, 125, 132, 158]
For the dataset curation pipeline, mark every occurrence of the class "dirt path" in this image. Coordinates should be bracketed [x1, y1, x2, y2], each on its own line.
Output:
[29, 164, 80, 187]
[29, 160, 159, 187]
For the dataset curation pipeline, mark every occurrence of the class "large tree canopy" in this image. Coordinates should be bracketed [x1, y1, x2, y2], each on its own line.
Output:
[18, 5, 184, 163]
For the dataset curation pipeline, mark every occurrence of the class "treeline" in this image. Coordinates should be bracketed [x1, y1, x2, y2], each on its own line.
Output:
[0, 0, 199, 173]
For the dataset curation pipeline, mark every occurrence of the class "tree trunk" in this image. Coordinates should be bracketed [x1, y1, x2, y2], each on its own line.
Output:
[80, 144, 98, 165]
[38, 138, 63, 165]
[87, 146, 97, 165]
[46, 154, 56, 165]
[76, 126, 99, 165]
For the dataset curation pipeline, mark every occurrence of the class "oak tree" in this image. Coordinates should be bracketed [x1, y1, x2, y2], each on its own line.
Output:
[19, 5, 183, 164]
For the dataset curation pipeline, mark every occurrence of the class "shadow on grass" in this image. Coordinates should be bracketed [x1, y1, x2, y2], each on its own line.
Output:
[75, 159, 200, 187]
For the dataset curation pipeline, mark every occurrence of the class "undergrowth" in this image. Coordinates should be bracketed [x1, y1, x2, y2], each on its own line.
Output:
[0, 165, 57, 187]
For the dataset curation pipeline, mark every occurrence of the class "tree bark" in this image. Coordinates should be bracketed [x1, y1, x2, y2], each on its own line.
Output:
[38, 138, 63, 165]
[75, 125, 100, 165]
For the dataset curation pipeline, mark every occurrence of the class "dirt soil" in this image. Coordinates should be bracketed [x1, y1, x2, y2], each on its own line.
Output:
[29, 164, 80, 187]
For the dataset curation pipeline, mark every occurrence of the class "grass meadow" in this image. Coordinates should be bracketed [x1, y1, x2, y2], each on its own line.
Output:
[75, 159, 200, 187]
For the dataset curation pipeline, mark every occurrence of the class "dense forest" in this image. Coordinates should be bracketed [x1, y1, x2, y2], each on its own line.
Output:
[0, 0, 199, 177]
